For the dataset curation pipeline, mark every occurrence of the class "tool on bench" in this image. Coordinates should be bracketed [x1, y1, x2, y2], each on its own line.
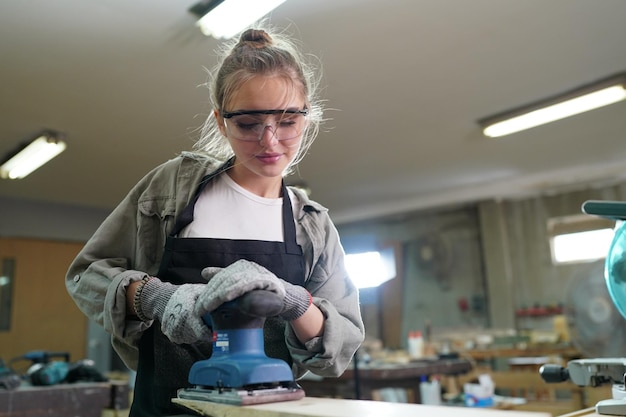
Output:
[177, 290, 305, 405]
[10, 350, 107, 386]
[538, 201, 626, 416]
[18, 350, 70, 365]
[541, 359, 626, 416]
[14, 351, 71, 386]
[0, 358, 21, 390]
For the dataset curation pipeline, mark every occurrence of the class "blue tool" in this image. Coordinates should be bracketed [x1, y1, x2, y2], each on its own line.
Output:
[0, 358, 21, 390]
[15, 351, 71, 386]
[21, 351, 70, 364]
[177, 290, 305, 405]
[28, 361, 70, 386]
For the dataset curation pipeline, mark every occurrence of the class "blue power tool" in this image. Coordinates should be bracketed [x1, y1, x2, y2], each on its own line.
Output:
[177, 290, 305, 405]
[18, 351, 71, 386]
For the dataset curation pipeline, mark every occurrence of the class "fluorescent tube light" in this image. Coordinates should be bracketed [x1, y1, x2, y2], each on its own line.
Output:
[0, 132, 67, 179]
[480, 73, 626, 138]
[191, 0, 286, 39]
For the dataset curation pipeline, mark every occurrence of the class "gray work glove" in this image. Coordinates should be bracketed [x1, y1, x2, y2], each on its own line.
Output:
[138, 277, 213, 344]
[196, 259, 312, 321]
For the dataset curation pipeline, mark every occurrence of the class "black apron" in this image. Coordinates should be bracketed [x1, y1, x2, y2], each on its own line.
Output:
[130, 164, 305, 416]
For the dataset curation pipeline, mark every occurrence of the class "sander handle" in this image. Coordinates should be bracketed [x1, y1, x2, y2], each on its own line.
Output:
[203, 290, 284, 331]
[237, 290, 283, 317]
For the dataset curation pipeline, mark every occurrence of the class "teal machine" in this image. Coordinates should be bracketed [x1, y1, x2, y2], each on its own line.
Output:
[541, 200, 626, 416]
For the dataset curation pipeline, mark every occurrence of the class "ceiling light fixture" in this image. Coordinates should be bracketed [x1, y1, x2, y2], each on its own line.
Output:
[479, 72, 626, 138]
[189, 0, 287, 39]
[0, 131, 67, 179]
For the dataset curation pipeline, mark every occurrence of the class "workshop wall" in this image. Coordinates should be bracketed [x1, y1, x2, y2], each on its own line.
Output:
[0, 196, 110, 242]
[337, 205, 488, 350]
[0, 196, 113, 373]
[337, 183, 626, 349]
[0, 237, 87, 371]
[478, 183, 626, 330]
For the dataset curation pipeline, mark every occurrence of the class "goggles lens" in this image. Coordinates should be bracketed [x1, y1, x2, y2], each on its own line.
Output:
[222, 109, 308, 142]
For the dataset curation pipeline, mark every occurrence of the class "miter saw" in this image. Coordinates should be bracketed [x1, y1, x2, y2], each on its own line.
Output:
[177, 290, 305, 406]
[539, 200, 626, 416]
[541, 358, 626, 415]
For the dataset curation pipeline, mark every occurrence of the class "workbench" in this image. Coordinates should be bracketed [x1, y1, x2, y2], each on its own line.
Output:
[463, 346, 581, 363]
[297, 357, 472, 402]
[0, 380, 129, 417]
[557, 408, 602, 417]
[174, 396, 552, 417]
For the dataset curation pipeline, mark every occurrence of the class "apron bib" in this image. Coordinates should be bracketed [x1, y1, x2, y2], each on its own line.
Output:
[130, 164, 305, 416]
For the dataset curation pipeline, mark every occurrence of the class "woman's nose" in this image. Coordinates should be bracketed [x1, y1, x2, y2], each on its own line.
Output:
[258, 124, 280, 145]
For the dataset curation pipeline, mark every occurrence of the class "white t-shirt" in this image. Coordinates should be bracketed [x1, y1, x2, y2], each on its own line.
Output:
[180, 173, 287, 242]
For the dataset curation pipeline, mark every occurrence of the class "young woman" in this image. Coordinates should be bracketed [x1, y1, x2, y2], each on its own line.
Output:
[66, 27, 365, 416]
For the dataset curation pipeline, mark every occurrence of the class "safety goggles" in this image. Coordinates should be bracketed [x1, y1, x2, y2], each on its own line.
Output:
[221, 108, 308, 142]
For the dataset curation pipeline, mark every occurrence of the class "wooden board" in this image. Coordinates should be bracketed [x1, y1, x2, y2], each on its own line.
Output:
[556, 408, 597, 417]
[173, 397, 553, 417]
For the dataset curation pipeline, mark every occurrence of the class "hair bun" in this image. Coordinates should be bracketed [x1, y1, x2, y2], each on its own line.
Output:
[238, 29, 273, 48]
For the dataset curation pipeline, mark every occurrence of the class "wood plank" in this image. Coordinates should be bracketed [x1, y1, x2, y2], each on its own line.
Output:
[556, 408, 597, 417]
[173, 397, 553, 417]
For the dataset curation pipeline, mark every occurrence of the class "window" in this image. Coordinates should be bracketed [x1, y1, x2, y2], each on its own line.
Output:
[345, 247, 396, 289]
[0, 258, 15, 331]
[548, 214, 616, 264]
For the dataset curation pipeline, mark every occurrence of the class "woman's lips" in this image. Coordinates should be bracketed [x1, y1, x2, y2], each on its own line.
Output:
[256, 153, 282, 164]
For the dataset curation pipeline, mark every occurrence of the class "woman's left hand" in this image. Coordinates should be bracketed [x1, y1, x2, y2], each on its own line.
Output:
[196, 259, 311, 320]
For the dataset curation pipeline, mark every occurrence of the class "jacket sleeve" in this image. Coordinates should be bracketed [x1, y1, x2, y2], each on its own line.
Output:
[286, 211, 365, 378]
[65, 158, 185, 370]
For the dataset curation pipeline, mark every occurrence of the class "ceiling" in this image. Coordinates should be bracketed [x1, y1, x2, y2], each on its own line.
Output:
[1, 0, 626, 225]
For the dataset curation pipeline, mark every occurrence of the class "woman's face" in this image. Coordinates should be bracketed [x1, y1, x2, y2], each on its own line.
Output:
[219, 75, 307, 184]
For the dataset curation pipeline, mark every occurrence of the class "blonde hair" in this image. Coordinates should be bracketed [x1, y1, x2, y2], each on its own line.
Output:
[194, 25, 324, 174]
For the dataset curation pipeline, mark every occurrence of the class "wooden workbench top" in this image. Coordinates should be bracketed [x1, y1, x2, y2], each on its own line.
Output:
[339, 357, 473, 380]
[557, 407, 598, 416]
[0, 381, 129, 417]
[463, 346, 581, 361]
[174, 397, 553, 417]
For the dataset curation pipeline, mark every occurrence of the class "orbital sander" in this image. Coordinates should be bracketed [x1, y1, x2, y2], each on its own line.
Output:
[177, 290, 305, 405]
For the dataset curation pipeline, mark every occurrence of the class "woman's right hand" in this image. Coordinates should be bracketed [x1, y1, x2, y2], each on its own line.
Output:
[137, 278, 212, 344]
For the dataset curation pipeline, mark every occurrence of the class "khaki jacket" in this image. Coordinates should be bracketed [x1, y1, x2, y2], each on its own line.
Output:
[66, 152, 364, 378]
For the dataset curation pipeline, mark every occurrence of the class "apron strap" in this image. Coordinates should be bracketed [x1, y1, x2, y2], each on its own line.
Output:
[281, 182, 302, 256]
